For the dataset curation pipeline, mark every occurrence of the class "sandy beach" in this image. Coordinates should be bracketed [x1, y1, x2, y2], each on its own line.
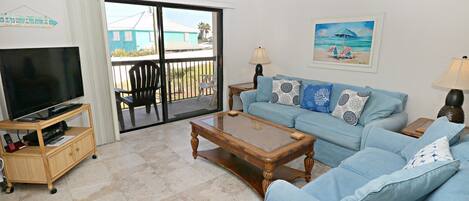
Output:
[313, 49, 371, 65]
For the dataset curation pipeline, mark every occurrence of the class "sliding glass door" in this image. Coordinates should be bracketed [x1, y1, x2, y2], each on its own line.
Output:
[104, 1, 223, 132]
[162, 7, 221, 120]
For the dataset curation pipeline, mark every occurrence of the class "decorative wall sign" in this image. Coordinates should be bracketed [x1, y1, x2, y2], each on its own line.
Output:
[0, 5, 58, 28]
[311, 15, 383, 73]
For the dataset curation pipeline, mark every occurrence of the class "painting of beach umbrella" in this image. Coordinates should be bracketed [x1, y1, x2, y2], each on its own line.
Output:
[312, 16, 381, 72]
[328, 28, 357, 59]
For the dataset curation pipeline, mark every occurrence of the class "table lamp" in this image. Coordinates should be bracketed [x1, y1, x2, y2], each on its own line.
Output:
[433, 56, 469, 123]
[249, 47, 271, 89]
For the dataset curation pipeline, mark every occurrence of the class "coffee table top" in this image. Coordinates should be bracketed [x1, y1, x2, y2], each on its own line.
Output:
[192, 112, 315, 155]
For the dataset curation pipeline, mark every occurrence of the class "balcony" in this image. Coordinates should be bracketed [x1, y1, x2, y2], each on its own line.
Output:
[111, 56, 218, 131]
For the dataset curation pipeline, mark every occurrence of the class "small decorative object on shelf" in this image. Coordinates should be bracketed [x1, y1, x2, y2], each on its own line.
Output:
[249, 47, 271, 89]
[433, 56, 469, 123]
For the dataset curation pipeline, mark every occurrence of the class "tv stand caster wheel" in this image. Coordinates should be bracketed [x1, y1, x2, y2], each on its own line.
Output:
[50, 188, 57, 194]
[92, 154, 97, 159]
[5, 186, 14, 194]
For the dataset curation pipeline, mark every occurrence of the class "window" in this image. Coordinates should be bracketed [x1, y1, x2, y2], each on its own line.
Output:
[112, 32, 120, 41]
[184, 33, 189, 42]
[124, 31, 132, 41]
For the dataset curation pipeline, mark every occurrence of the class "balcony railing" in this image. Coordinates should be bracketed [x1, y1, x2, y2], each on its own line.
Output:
[111, 57, 216, 109]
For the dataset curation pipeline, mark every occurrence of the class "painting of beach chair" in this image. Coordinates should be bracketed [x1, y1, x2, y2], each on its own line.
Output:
[328, 45, 339, 58]
[339, 47, 353, 59]
[328, 46, 352, 59]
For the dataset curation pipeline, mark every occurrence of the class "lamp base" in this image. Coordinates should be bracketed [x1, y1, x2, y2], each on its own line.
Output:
[437, 89, 465, 123]
[253, 64, 263, 89]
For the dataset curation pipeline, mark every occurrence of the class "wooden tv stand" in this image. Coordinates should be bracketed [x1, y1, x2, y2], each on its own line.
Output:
[0, 104, 97, 194]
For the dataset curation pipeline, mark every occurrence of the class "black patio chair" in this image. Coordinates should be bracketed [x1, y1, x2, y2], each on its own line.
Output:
[115, 61, 161, 129]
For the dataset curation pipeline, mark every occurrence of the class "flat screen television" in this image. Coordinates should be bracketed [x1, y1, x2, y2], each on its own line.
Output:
[0, 47, 84, 120]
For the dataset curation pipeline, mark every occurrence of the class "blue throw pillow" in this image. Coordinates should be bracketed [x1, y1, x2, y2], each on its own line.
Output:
[341, 160, 460, 201]
[358, 89, 402, 125]
[256, 76, 273, 102]
[401, 117, 465, 161]
[301, 84, 333, 113]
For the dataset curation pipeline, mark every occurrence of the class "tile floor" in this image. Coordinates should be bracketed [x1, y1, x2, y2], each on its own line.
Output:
[2, 118, 330, 201]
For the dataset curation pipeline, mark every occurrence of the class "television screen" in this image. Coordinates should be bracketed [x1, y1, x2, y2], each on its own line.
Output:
[0, 47, 84, 119]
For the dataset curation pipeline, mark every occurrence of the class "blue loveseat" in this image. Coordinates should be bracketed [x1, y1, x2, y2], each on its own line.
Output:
[240, 74, 409, 167]
[265, 127, 469, 201]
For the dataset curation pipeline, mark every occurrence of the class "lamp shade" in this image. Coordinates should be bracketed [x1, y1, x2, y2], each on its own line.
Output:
[249, 47, 271, 65]
[434, 57, 469, 90]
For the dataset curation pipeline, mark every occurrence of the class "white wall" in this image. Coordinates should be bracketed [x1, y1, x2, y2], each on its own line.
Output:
[0, 0, 118, 145]
[257, 0, 469, 124]
[222, 0, 264, 110]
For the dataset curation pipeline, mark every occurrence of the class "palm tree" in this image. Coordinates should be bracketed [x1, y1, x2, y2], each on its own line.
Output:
[197, 22, 211, 42]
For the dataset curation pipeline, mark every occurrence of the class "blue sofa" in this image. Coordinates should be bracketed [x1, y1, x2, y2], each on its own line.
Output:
[240, 74, 409, 167]
[265, 127, 469, 201]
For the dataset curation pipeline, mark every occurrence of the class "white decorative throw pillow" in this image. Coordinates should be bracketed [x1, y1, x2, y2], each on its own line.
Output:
[332, 89, 370, 126]
[271, 79, 301, 106]
[404, 136, 454, 169]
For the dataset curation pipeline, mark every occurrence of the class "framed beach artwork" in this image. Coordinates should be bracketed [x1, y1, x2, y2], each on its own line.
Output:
[311, 15, 383, 73]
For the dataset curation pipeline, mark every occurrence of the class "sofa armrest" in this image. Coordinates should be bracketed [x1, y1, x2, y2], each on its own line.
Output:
[265, 180, 321, 201]
[364, 112, 408, 132]
[361, 127, 416, 154]
[240, 90, 257, 112]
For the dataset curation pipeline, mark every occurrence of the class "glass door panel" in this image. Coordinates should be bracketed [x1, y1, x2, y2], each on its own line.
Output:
[162, 8, 220, 120]
[105, 2, 163, 132]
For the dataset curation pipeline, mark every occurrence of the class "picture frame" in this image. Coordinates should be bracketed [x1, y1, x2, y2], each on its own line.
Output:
[310, 15, 384, 73]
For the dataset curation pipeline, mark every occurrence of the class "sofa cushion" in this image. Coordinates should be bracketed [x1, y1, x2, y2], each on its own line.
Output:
[452, 141, 469, 161]
[295, 112, 363, 150]
[340, 147, 406, 180]
[301, 84, 333, 113]
[365, 86, 408, 113]
[274, 74, 328, 105]
[271, 79, 301, 106]
[256, 76, 273, 102]
[358, 88, 403, 125]
[332, 89, 370, 126]
[248, 102, 308, 128]
[401, 117, 465, 160]
[302, 167, 370, 201]
[341, 160, 460, 201]
[426, 160, 469, 201]
[330, 83, 369, 112]
[404, 137, 453, 169]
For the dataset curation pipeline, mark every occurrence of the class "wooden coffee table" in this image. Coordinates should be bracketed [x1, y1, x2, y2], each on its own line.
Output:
[190, 112, 315, 197]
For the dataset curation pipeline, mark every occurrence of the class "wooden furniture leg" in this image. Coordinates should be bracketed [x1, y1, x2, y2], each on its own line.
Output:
[5, 181, 14, 193]
[304, 150, 314, 182]
[262, 164, 274, 194]
[229, 88, 234, 110]
[191, 132, 199, 159]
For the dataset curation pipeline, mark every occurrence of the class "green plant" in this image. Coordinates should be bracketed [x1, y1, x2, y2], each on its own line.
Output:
[111, 48, 155, 57]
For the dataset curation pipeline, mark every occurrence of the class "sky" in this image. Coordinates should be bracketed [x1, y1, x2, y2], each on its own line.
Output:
[105, 2, 213, 29]
[315, 21, 375, 37]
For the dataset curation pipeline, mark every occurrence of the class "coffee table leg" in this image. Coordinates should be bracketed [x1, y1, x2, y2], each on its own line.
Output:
[304, 150, 314, 182]
[262, 164, 274, 194]
[191, 132, 199, 159]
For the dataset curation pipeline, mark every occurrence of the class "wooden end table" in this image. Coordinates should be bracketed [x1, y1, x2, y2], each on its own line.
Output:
[402, 117, 469, 138]
[228, 82, 254, 111]
[190, 112, 315, 197]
